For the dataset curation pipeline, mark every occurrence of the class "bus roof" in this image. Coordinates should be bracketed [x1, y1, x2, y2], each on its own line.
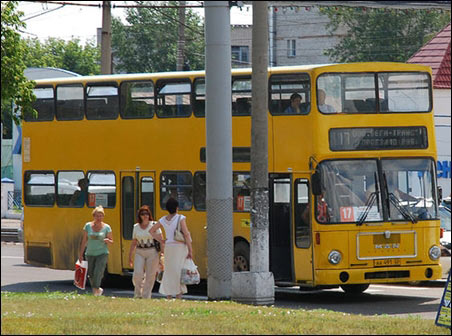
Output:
[33, 62, 431, 86]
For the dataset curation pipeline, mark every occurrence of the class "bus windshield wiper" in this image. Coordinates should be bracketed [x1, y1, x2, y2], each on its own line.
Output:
[388, 193, 417, 223]
[357, 192, 377, 226]
[357, 172, 381, 226]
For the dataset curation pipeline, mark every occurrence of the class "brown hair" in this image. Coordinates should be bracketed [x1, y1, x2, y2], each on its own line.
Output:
[136, 205, 154, 223]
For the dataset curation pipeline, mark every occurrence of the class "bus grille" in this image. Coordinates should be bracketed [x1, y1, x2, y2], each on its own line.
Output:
[364, 270, 409, 280]
[27, 246, 52, 266]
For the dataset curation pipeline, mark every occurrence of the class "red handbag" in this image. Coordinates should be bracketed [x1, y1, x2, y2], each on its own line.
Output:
[74, 260, 88, 290]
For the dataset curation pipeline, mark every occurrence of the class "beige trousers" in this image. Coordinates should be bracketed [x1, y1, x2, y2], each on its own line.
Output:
[133, 247, 159, 298]
[159, 243, 188, 297]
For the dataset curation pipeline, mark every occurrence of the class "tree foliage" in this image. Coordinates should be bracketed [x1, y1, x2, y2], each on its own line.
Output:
[1, 1, 35, 124]
[21, 37, 101, 76]
[111, 0, 205, 73]
[320, 7, 450, 63]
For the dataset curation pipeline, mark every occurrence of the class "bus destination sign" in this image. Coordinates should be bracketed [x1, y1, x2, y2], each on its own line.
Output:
[329, 127, 428, 151]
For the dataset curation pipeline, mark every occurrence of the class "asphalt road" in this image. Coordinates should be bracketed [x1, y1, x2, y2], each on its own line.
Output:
[1, 242, 446, 320]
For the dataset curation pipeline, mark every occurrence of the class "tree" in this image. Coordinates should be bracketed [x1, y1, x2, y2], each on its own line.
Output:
[111, 0, 205, 73]
[1, 1, 35, 124]
[22, 37, 101, 76]
[320, 7, 450, 63]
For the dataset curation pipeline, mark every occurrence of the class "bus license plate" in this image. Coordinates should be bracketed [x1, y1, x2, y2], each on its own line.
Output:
[374, 259, 401, 267]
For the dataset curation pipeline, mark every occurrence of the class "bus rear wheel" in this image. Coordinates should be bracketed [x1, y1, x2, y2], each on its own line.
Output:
[233, 241, 250, 272]
[340, 284, 370, 294]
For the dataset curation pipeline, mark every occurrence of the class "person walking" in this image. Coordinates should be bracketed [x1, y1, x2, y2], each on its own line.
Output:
[78, 205, 113, 296]
[150, 197, 193, 299]
[128, 205, 163, 299]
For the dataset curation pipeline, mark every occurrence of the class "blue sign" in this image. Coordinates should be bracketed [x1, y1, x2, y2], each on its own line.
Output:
[438, 161, 451, 179]
[435, 271, 451, 328]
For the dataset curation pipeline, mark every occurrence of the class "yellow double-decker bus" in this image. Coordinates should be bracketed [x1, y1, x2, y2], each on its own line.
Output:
[22, 62, 442, 293]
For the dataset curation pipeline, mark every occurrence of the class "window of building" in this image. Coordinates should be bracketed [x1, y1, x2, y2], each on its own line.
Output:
[232, 46, 250, 67]
[287, 39, 296, 57]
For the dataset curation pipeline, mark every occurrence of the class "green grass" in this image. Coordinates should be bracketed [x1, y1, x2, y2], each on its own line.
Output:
[1, 291, 449, 335]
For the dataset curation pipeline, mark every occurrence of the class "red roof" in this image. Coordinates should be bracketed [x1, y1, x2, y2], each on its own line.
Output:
[408, 23, 451, 89]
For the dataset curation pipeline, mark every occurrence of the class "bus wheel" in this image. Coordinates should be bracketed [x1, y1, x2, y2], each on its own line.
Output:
[234, 241, 250, 272]
[340, 284, 370, 294]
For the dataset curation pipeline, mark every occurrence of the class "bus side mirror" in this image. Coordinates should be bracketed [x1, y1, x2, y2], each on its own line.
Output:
[312, 171, 322, 196]
[437, 186, 443, 203]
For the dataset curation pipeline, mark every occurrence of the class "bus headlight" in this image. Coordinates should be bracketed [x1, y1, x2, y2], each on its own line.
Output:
[429, 245, 441, 260]
[328, 250, 342, 265]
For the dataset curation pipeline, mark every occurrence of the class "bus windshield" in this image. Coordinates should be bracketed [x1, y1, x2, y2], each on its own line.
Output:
[316, 158, 437, 224]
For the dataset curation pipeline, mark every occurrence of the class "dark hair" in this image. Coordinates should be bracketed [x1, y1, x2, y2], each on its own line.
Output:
[290, 93, 302, 101]
[165, 197, 179, 214]
[137, 205, 153, 223]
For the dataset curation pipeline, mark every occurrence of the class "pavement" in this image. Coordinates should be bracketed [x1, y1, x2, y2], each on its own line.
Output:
[1, 218, 21, 229]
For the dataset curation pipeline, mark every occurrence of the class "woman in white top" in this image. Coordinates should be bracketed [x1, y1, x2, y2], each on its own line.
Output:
[128, 205, 163, 299]
[150, 197, 193, 299]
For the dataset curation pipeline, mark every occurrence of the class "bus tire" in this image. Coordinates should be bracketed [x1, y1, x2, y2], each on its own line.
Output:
[234, 241, 250, 272]
[340, 284, 370, 294]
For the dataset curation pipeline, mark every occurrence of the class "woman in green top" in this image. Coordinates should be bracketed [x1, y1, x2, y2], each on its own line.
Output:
[79, 205, 113, 296]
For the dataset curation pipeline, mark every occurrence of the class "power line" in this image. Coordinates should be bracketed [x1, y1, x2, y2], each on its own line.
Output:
[23, 4, 66, 21]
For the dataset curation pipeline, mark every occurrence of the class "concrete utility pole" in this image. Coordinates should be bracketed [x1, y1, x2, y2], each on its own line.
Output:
[205, 1, 233, 300]
[100, 1, 112, 74]
[232, 0, 274, 305]
[176, 1, 186, 71]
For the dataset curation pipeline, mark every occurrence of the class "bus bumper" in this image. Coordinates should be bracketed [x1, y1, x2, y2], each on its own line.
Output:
[314, 264, 442, 285]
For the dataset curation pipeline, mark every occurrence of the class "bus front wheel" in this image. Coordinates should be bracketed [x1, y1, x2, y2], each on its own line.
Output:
[340, 284, 370, 294]
[233, 241, 250, 272]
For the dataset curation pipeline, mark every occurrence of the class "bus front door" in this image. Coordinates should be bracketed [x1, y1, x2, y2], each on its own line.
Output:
[293, 177, 314, 285]
[120, 170, 156, 272]
[269, 174, 293, 282]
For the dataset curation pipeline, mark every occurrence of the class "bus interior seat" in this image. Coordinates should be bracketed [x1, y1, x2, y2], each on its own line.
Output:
[235, 97, 251, 115]
[343, 100, 358, 113]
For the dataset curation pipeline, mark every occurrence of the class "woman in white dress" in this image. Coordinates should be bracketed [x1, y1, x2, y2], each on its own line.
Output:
[150, 197, 193, 299]
[128, 205, 163, 299]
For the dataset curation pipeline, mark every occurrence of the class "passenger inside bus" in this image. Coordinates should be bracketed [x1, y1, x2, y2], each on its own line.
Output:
[70, 178, 88, 206]
[284, 93, 309, 114]
[317, 89, 336, 113]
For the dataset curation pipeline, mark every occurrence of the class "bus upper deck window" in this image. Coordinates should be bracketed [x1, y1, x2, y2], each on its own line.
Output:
[120, 81, 154, 119]
[156, 80, 191, 118]
[232, 78, 252, 116]
[26, 87, 55, 121]
[86, 84, 119, 120]
[193, 78, 205, 117]
[269, 73, 310, 115]
[56, 84, 84, 120]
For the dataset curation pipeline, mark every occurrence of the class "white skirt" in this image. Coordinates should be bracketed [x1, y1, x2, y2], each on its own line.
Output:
[159, 243, 188, 296]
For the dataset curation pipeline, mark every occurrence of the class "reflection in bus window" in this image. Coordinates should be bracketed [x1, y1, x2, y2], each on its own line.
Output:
[120, 81, 154, 119]
[193, 172, 206, 210]
[270, 73, 310, 115]
[382, 158, 437, 221]
[86, 84, 119, 120]
[57, 171, 85, 207]
[233, 172, 250, 211]
[232, 78, 252, 116]
[26, 87, 55, 121]
[24, 171, 55, 206]
[160, 172, 193, 210]
[295, 180, 310, 248]
[317, 160, 382, 224]
[193, 78, 205, 117]
[378, 73, 431, 112]
[56, 84, 84, 120]
[140, 177, 154, 214]
[156, 81, 191, 117]
[87, 171, 116, 208]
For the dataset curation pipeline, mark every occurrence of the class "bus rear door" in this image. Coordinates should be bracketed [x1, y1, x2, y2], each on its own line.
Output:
[120, 170, 156, 272]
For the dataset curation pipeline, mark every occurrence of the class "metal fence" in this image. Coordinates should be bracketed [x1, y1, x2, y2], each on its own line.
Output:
[7, 191, 22, 210]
